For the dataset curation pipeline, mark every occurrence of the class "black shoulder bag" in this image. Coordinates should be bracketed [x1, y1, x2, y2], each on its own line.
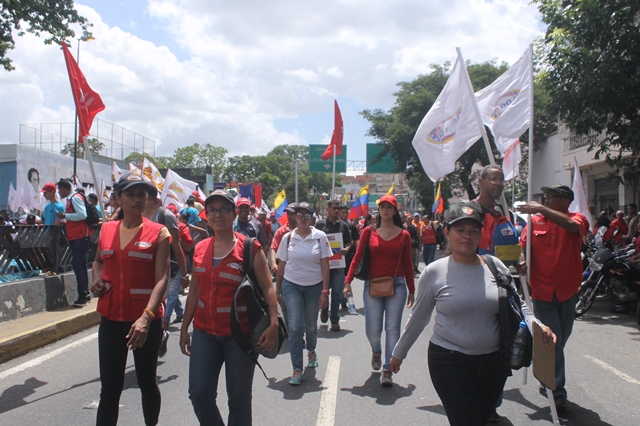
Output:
[354, 226, 371, 280]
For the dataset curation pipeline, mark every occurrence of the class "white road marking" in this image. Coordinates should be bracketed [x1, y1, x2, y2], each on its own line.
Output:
[316, 355, 341, 426]
[585, 355, 640, 385]
[0, 333, 98, 380]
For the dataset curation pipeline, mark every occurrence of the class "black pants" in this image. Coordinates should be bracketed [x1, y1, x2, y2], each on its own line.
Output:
[97, 317, 163, 426]
[428, 342, 508, 426]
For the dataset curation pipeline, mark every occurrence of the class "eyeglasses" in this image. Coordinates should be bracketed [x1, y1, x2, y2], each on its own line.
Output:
[207, 205, 234, 215]
[296, 212, 312, 220]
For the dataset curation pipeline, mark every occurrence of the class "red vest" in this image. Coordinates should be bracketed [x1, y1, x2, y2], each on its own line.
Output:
[65, 193, 94, 241]
[96, 218, 165, 322]
[421, 223, 437, 244]
[192, 233, 255, 336]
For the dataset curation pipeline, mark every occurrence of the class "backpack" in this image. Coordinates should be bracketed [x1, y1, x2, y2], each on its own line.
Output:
[435, 225, 445, 245]
[407, 225, 419, 248]
[230, 237, 288, 379]
[482, 255, 533, 371]
[75, 193, 100, 226]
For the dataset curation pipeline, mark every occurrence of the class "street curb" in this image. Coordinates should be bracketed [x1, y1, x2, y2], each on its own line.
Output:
[0, 310, 100, 364]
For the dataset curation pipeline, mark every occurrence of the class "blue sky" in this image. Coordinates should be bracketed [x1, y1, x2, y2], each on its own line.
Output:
[0, 0, 544, 165]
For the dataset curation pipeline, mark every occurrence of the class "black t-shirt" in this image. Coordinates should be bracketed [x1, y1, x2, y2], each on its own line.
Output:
[315, 218, 352, 247]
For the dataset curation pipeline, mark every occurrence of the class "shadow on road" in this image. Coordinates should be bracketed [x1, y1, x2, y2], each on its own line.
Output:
[341, 373, 416, 405]
[266, 367, 323, 400]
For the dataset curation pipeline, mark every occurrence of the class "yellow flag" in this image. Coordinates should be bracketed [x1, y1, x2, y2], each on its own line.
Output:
[386, 182, 394, 195]
[341, 193, 348, 204]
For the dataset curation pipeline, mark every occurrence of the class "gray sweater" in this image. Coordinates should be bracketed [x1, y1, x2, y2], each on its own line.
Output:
[392, 255, 536, 359]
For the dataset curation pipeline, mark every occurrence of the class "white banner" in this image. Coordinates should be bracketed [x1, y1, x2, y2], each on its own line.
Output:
[569, 157, 594, 230]
[161, 168, 198, 210]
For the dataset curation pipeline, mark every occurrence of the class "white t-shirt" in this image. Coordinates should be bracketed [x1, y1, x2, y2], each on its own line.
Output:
[276, 227, 332, 286]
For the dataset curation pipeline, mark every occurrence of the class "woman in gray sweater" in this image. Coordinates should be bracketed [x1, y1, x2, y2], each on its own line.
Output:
[390, 204, 555, 426]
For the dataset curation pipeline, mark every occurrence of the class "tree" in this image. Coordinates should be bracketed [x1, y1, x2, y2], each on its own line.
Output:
[123, 152, 169, 168]
[1, 0, 91, 71]
[60, 137, 104, 158]
[166, 143, 228, 178]
[535, 0, 640, 181]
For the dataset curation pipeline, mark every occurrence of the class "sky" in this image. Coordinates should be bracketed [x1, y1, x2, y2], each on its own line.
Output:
[0, 0, 544, 165]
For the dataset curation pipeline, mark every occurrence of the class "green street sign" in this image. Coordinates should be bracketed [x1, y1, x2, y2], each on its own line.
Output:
[309, 144, 347, 173]
[366, 144, 401, 174]
[396, 195, 404, 202]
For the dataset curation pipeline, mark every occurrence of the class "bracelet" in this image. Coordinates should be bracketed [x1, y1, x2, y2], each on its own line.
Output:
[322, 289, 330, 295]
[144, 308, 155, 319]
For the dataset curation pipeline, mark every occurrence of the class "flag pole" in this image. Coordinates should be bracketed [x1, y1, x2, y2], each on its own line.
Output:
[83, 136, 105, 217]
[331, 144, 336, 199]
[456, 47, 510, 216]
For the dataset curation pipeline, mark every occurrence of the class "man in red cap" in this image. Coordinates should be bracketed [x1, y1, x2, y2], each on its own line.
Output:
[234, 197, 269, 252]
[41, 182, 65, 226]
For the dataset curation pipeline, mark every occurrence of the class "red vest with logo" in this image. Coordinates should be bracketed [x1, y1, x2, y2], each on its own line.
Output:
[192, 233, 258, 336]
[96, 218, 165, 322]
[65, 193, 94, 241]
[421, 223, 437, 244]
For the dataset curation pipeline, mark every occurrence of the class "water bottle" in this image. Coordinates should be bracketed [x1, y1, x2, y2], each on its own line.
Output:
[510, 321, 527, 368]
[347, 293, 356, 314]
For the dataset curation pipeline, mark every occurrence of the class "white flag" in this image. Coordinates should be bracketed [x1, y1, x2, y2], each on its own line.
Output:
[412, 55, 483, 182]
[475, 46, 532, 153]
[569, 157, 594, 230]
[502, 139, 521, 181]
[142, 158, 165, 191]
[21, 182, 40, 211]
[161, 169, 198, 210]
[8, 182, 21, 213]
[129, 162, 142, 176]
[111, 162, 123, 185]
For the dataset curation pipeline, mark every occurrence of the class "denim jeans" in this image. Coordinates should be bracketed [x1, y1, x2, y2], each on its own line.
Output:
[428, 342, 508, 426]
[97, 317, 163, 426]
[533, 293, 577, 399]
[69, 237, 90, 301]
[411, 247, 420, 271]
[329, 267, 345, 324]
[164, 271, 184, 328]
[188, 330, 255, 426]
[281, 278, 322, 371]
[422, 243, 437, 266]
[362, 276, 407, 370]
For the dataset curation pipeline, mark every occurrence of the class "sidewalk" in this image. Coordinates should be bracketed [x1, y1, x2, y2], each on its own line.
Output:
[0, 302, 100, 364]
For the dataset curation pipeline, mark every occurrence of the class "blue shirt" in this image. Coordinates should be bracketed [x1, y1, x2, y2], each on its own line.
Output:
[180, 206, 200, 225]
[43, 201, 65, 225]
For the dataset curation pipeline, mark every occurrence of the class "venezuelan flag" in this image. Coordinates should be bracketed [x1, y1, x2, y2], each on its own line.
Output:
[432, 182, 444, 215]
[348, 185, 369, 220]
[273, 189, 288, 225]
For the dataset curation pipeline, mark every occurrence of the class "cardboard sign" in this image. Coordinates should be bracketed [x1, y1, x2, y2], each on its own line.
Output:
[326, 232, 345, 269]
[532, 321, 556, 391]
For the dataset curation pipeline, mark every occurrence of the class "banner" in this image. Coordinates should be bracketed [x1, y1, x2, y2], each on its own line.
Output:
[569, 157, 594, 230]
[161, 168, 198, 209]
[321, 100, 344, 161]
[503, 139, 522, 181]
[326, 232, 346, 269]
[8, 182, 21, 213]
[142, 158, 164, 190]
[111, 162, 123, 185]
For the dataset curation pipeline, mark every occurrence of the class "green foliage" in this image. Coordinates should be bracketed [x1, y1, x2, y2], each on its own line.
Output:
[167, 143, 228, 178]
[535, 0, 640, 181]
[60, 137, 104, 157]
[1, 0, 92, 71]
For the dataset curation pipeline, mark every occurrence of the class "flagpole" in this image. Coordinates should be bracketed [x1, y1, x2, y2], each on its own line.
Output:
[457, 47, 511, 216]
[83, 136, 105, 217]
[331, 144, 336, 199]
[295, 159, 299, 203]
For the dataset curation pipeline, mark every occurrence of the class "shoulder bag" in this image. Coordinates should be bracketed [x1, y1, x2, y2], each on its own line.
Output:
[354, 227, 371, 280]
[369, 230, 404, 298]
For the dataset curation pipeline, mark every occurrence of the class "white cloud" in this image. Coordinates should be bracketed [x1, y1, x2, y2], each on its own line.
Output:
[0, 0, 545, 161]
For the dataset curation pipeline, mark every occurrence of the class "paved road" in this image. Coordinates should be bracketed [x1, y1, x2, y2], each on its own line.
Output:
[1, 283, 639, 425]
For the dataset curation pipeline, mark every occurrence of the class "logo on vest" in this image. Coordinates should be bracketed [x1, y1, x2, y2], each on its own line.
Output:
[135, 241, 152, 249]
[227, 262, 242, 270]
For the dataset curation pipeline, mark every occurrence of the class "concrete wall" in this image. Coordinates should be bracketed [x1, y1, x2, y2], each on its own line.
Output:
[0, 271, 82, 323]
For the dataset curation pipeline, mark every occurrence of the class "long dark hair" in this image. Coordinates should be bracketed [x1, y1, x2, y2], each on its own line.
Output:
[376, 208, 404, 229]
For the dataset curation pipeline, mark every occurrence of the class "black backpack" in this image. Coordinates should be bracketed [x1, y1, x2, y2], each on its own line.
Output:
[435, 225, 445, 244]
[75, 193, 100, 226]
[230, 237, 288, 378]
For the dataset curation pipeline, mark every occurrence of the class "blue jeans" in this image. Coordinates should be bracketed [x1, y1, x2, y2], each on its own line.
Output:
[164, 272, 184, 328]
[281, 278, 322, 371]
[363, 277, 407, 370]
[188, 330, 255, 426]
[329, 267, 345, 323]
[422, 244, 437, 266]
[69, 237, 90, 301]
[533, 293, 577, 399]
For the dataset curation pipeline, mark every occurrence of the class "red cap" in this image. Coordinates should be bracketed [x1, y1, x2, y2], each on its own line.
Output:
[236, 197, 251, 207]
[41, 182, 56, 193]
[166, 204, 179, 215]
[378, 194, 398, 208]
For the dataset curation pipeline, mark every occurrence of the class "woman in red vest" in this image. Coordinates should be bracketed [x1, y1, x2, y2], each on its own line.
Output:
[179, 189, 279, 425]
[90, 172, 170, 426]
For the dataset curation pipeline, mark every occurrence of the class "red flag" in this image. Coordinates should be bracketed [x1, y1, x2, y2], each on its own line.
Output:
[321, 100, 344, 161]
[61, 42, 105, 143]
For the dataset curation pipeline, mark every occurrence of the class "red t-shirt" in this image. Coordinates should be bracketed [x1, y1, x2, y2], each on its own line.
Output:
[270, 224, 290, 251]
[346, 227, 415, 293]
[520, 211, 589, 302]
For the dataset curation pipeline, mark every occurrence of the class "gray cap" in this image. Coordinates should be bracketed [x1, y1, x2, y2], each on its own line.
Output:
[205, 190, 235, 208]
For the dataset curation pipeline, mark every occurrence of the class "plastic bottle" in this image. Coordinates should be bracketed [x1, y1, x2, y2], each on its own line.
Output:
[510, 321, 527, 368]
[347, 293, 356, 314]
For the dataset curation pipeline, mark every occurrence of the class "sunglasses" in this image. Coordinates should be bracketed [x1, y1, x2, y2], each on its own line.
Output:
[296, 212, 312, 220]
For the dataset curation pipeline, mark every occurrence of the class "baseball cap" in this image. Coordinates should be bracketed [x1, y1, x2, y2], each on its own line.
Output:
[285, 202, 297, 213]
[236, 197, 251, 207]
[295, 202, 314, 214]
[378, 194, 398, 208]
[446, 203, 484, 228]
[40, 182, 56, 193]
[413, 212, 420, 217]
[205, 190, 235, 208]
[541, 184, 574, 202]
[116, 171, 153, 193]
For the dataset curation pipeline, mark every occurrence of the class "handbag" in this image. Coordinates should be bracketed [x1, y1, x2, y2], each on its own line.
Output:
[481, 254, 533, 370]
[354, 227, 371, 280]
[368, 231, 404, 298]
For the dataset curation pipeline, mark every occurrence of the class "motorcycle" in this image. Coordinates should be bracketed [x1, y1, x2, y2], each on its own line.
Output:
[575, 245, 639, 317]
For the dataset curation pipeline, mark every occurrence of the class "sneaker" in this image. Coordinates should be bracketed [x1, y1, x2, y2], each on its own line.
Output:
[487, 411, 501, 423]
[289, 370, 304, 386]
[172, 315, 184, 324]
[72, 299, 88, 308]
[330, 322, 340, 332]
[371, 352, 382, 371]
[320, 307, 329, 323]
[380, 370, 393, 387]
[158, 331, 170, 358]
[308, 351, 319, 368]
[554, 396, 567, 414]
